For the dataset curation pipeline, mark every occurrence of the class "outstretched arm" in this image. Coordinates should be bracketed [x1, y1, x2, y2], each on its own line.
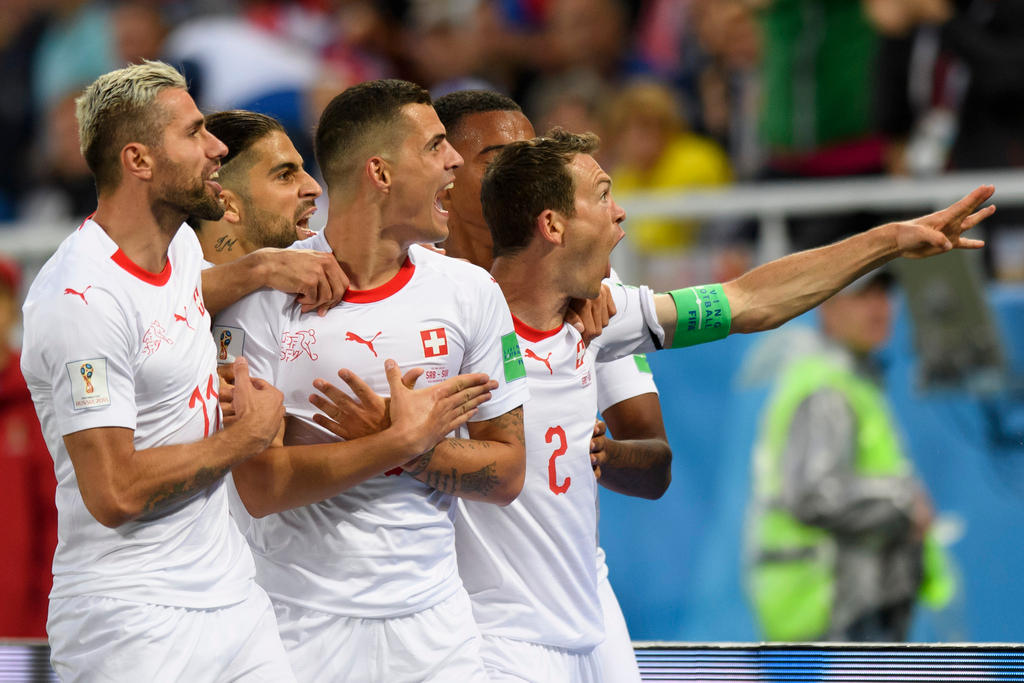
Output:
[202, 248, 349, 316]
[655, 185, 995, 346]
[231, 360, 497, 518]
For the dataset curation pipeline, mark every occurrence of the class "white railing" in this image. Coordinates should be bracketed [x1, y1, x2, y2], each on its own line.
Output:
[617, 168, 1024, 261]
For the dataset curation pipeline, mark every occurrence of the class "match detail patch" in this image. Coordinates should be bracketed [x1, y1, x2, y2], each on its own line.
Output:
[66, 358, 111, 410]
[501, 332, 526, 383]
[213, 325, 244, 365]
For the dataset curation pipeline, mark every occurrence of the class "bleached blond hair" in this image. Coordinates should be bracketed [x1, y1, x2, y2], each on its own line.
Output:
[75, 60, 187, 192]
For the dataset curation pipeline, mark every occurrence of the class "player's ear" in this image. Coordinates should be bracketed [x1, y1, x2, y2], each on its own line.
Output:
[219, 189, 242, 224]
[536, 209, 565, 246]
[122, 142, 153, 181]
[367, 157, 390, 193]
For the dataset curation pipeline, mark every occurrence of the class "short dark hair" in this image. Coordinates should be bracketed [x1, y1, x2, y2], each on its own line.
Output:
[434, 90, 521, 140]
[314, 79, 431, 192]
[204, 110, 285, 168]
[481, 128, 600, 258]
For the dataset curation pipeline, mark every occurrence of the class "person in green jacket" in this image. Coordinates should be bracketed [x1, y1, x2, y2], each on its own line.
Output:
[746, 270, 949, 641]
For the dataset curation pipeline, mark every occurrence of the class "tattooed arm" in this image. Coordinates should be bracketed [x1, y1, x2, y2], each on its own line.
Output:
[591, 393, 672, 500]
[403, 406, 526, 506]
[62, 358, 284, 528]
[232, 361, 499, 518]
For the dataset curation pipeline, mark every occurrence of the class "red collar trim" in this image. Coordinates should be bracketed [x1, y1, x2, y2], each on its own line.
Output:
[512, 314, 563, 342]
[76, 212, 96, 231]
[342, 258, 415, 303]
[111, 249, 172, 286]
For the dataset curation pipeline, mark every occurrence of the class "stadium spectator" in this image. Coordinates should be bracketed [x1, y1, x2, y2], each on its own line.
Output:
[604, 79, 733, 254]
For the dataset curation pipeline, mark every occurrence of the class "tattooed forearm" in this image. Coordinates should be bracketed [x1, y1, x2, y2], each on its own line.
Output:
[141, 464, 231, 516]
[487, 406, 524, 446]
[404, 446, 435, 476]
[426, 467, 458, 494]
[422, 462, 500, 497]
[460, 462, 499, 496]
[598, 438, 672, 499]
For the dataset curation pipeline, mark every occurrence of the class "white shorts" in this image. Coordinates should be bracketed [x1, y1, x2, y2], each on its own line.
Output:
[48, 583, 295, 683]
[479, 634, 603, 683]
[593, 573, 641, 683]
[273, 589, 490, 683]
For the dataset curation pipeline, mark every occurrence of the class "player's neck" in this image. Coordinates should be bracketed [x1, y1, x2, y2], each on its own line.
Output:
[323, 209, 407, 291]
[442, 220, 493, 271]
[92, 189, 177, 273]
[491, 254, 569, 331]
[195, 221, 248, 265]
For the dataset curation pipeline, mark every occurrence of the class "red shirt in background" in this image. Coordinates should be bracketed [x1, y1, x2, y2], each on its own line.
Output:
[0, 348, 56, 638]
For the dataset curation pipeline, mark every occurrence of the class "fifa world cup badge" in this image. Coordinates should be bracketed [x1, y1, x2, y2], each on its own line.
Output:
[80, 363, 94, 394]
[218, 329, 232, 361]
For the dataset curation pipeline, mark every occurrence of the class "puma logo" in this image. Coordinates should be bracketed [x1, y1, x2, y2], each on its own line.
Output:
[173, 306, 194, 330]
[524, 348, 553, 375]
[345, 331, 382, 357]
[63, 285, 92, 304]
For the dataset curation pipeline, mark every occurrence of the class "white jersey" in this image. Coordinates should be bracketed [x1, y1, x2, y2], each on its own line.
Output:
[593, 270, 660, 582]
[455, 282, 662, 651]
[21, 219, 253, 608]
[215, 236, 529, 618]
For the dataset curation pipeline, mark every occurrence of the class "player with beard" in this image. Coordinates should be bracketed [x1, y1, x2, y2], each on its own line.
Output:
[434, 90, 669, 683]
[20, 62, 299, 681]
[449, 129, 993, 682]
[214, 79, 528, 682]
[189, 110, 321, 264]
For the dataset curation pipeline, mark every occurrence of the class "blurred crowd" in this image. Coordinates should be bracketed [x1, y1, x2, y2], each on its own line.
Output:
[3, 0, 1024, 278]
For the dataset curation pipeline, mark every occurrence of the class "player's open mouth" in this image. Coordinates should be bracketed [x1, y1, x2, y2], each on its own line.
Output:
[435, 181, 454, 214]
[206, 169, 222, 195]
[296, 206, 317, 229]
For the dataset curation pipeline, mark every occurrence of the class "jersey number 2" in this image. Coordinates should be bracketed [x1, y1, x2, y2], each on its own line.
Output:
[546, 425, 570, 495]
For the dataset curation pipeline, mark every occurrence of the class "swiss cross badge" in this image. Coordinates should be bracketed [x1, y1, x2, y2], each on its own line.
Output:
[421, 327, 448, 358]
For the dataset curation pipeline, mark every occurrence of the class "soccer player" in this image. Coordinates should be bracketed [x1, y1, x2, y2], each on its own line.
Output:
[20, 61, 296, 681]
[189, 110, 322, 264]
[434, 89, 668, 683]
[452, 128, 993, 681]
[214, 79, 529, 682]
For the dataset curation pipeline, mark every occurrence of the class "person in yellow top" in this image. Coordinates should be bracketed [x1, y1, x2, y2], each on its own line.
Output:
[606, 80, 733, 252]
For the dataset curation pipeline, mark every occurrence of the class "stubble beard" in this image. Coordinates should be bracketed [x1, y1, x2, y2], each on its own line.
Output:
[157, 155, 224, 222]
[242, 197, 315, 250]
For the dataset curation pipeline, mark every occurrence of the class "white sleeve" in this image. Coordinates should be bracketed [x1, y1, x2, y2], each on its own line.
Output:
[595, 354, 659, 414]
[590, 281, 665, 363]
[32, 286, 139, 435]
[460, 274, 529, 421]
[212, 290, 286, 384]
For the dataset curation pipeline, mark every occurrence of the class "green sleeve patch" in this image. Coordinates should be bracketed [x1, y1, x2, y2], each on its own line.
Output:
[667, 283, 732, 348]
[633, 354, 652, 374]
[501, 332, 526, 382]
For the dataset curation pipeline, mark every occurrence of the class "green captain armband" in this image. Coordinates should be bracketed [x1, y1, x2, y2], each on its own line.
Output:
[666, 284, 732, 348]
